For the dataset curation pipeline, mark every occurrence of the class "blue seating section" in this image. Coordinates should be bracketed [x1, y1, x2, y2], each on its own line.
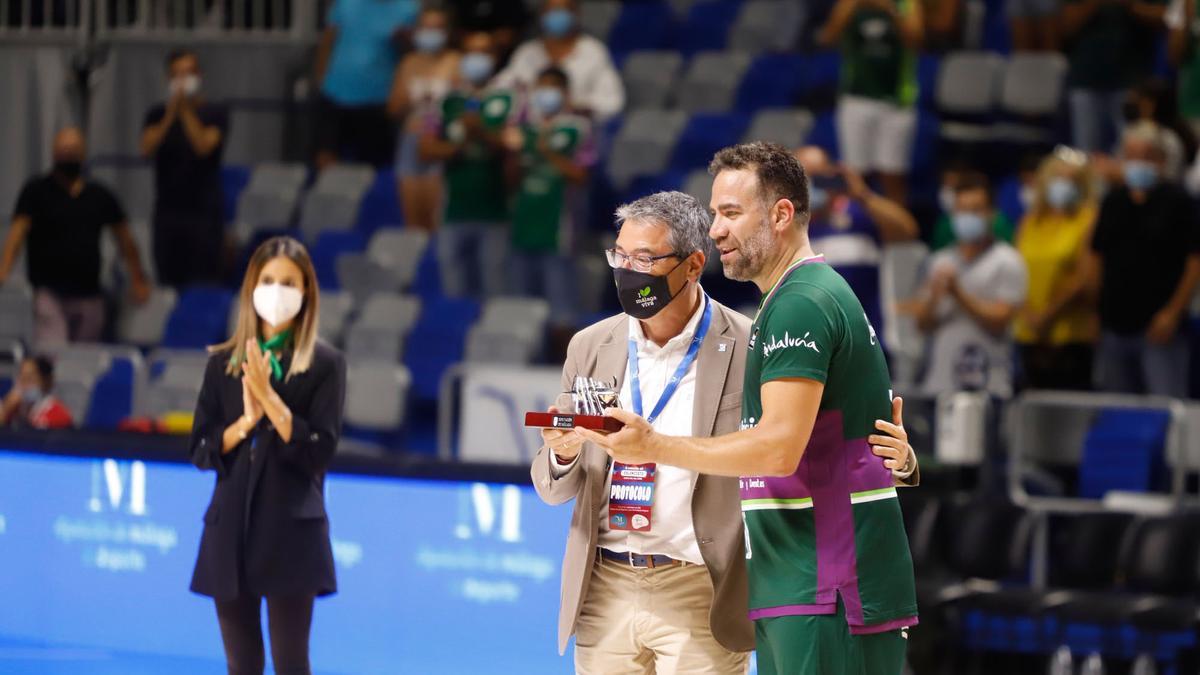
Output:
[675, 0, 740, 56]
[403, 296, 480, 403]
[162, 287, 235, 349]
[1078, 410, 1170, 499]
[84, 357, 137, 430]
[311, 230, 368, 290]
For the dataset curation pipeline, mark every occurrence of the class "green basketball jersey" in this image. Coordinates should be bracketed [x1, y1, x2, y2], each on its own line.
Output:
[511, 114, 590, 253]
[840, 0, 919, 106]
[440, 89, 513, 224]
[740, 256, 918, 632]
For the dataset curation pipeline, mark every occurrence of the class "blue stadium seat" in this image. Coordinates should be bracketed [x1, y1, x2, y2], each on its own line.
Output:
[607, 1, 674, 60]
[356, 167, 403, 232]
[670, 113, 749, 173]
[84, 357, 136, 429]
[736, 54, 806, 112]
[799, 51, 841, 98]
[403, 296, 480, 402]
[806, 110, 839, 157]
[1078, 410, 1171, 499]
[221, 165, 251, 226]
[623, 170, 687, 205]
[674, 0, 741, 56]
[311, 230, 368, 290]
[162, 287, 236, 349]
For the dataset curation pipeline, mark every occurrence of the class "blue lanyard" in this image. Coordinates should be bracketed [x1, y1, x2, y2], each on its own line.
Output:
[627, 296, 713, 425]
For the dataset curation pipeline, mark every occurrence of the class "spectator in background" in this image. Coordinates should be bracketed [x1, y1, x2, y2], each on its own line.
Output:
[446, 0, 530, 66]
[793, 145, 919, 331]
[506, 67, 592, 336]
[906, 172, 1028, 398]
[1061, 0, 1166, 153]
[1088, 121, 1200, 397]
[141, 48, 229, 288]
[1014, 148, 1099, 390]
[313, 0, 418, 169]
[932, 159, 1016, 250]
[1167, 0, 1200, 140]
[820, 0, 924, 205]
[421, 30, 514, 298]
[1008, 0, 1061, 50]
[0, 128, 150, 346]
[0, 355, 72, 429]
[493, 0, 625, 123]
[387, 6, 460, 233]
[1121, 78, 1197, 180]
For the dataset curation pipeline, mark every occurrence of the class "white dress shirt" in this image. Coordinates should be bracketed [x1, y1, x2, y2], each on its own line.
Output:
[553, 295, 708, 564]
[492, 34, 626, 122]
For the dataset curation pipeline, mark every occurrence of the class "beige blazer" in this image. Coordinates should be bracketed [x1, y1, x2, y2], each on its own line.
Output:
[531, 299, 756, 655]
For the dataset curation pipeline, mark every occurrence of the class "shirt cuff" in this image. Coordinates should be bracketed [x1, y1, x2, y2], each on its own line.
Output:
[549, 451, 580, 478]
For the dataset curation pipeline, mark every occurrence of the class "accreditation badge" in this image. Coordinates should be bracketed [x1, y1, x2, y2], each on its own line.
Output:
[608, 462, 655, 532]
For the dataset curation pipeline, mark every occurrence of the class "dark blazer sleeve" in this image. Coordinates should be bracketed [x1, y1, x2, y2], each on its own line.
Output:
[276, 347, 346, 476]
[190, 353, 230, 477]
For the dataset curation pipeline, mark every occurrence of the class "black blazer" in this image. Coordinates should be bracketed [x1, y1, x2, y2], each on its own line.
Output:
[189, 341, 346, 601]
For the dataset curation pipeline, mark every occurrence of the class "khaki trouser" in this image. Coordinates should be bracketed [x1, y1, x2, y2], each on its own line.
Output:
[574, 557, 749, 675]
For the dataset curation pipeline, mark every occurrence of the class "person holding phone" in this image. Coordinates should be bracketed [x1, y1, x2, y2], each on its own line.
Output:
[189, 236, 346, 675]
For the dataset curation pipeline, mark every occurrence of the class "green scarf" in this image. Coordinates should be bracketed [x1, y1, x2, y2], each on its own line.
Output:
[257, 328, 293, 381]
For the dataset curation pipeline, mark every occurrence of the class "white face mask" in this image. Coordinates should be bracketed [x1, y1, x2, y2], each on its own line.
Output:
[252, 284, 303, 327]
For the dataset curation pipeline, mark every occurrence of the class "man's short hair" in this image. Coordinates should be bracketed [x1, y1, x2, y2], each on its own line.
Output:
[165, 48, 197, 71]
[537, 66, 570, 89]
[953, 170, 993, 206]
[1121, 120, 1168, 159]
[707, 141, 810, 220]
[615, 191, 712, 258]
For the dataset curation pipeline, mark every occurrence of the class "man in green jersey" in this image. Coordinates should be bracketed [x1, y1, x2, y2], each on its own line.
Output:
[420, 29, 514, 299]
[578, 142, 918, 675]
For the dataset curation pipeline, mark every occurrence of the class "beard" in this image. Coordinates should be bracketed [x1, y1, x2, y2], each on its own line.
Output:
[721, 218, 775, 282]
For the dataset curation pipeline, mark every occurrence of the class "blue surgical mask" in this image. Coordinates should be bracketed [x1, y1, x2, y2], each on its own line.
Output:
[413, 28, 447, 53]
[541, 9, 575, 37]
[809, 186, 830, 213]
[1046, 178, 1079, 210]
[532, 87, 564, 116]
[460, 52, 495, 85]
[20, 387, 42, 406]
[1123, 160, 1158, 191]
[951, 212, 988, 243]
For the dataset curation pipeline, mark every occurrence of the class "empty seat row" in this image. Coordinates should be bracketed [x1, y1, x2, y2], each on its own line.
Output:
[937, 51, 1069, 144]
[607, 107, 814, 189]
[233, 162, 378, 246]
[583, 0, 806, 59]
[622, 49, 819, 113]
[464, 296, 552, 365]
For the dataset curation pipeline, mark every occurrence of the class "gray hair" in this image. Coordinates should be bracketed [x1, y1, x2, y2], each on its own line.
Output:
[1121, 120, 1168, 158]
[614, 191, 712, 257]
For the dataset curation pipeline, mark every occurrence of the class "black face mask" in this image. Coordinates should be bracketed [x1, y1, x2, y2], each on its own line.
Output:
[53, 160, 82, 180]
[614, 258, 687, 320]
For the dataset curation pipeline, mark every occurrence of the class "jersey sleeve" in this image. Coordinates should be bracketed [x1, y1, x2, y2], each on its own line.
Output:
[758, 285, 842, 385]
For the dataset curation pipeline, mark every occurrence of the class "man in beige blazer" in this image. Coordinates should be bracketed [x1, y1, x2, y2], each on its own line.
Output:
[531, 191, 919, 674]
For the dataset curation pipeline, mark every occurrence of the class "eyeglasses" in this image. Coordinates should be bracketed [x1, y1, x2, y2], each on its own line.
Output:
[604, 248, 681, 273]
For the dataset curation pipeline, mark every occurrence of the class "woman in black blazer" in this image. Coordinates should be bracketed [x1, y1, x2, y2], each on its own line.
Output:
[189, 236, 346, 675]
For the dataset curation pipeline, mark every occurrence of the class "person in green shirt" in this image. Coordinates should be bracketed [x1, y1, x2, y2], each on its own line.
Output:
[420, 29, 514, 298]
[932, 164, 1015, 250]
[1061, 0, 1167, 152]
[506, 66, 591, 331]
[819, 0, 924, 206]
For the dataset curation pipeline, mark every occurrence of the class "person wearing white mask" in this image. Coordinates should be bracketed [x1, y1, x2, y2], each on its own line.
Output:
[1086, 121, 1200, 397]
[141, 49, 230, 288]
[420, 29, 516, 299]
[492, 0, 625, 122]
[931, 158, 1017, 251]
[387, 5, 460, 233]
[904, 171, 1028, 398]
[0, 355, 73, 430]
[1014, 148, 1100, 390]
[189, 236, 346, 675]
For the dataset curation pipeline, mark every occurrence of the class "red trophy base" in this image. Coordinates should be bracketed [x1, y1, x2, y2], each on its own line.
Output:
[524, 412, 624, 433]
